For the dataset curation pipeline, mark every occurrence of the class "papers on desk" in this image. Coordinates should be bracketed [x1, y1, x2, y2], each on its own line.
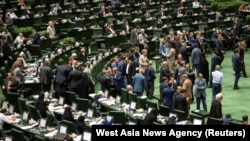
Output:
[20, 122, 38, 130]
[98, 98, 108, 102]
[44, 129, 58, 137]
[12, 118, 21, 124]
[102, 99, 115, 106]
[133, 113, 144, 118]
[176, 120, 189, 125]
[54, 109, 65, 114]
[89, 93, 97, 98]
[25, 80, 34, 83]
[89, 120, 103, 126]
[74, 132, 91, 141]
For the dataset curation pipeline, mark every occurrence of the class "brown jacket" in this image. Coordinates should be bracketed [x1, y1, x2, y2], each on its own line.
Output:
[182, 78, 192, 102]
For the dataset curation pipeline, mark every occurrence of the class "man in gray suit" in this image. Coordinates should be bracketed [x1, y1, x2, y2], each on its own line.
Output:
[132, 69, 147, 96]
[191, 45, 201, 76]
[40, 60, 53, 92]
[194, 73, 207, 111]
[130, 26, 139, 46]
[232, 48, 242, 89]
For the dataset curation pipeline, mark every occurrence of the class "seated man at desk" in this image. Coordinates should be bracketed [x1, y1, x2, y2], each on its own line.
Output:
[0, 108, 16, 130]
[2, 72, 20, 100]
[105, 23, 116, 36]
[154, 17, 163, 28]
[13, 32, 26, 47]
[110, 0, 122, 8]
[100, 4, 108, 17]
[192, 0, 200, 8]
[121, 20, 131, 33]
[70, 2, 79, 13]
[52, 3, 62, 14]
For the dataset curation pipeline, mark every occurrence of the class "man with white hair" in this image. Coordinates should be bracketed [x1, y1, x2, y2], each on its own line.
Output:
[209, 93, 223, 119]
[47, 21, 56, 39]
[211, 65, 223, 102]
[138, 29, 148, 44]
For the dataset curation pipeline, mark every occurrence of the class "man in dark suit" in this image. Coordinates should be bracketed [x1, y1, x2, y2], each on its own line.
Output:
[100, 70, 111, 92]
[215, 34, 225, 66]
[209, 93, 223, 119]
[2, 72, 19, 100]
[68, 66, 83, 96]
[159, 61, 172, 83]
[125, 56, 135, 85]
[172, 86, 188, 115]
[112, 67, 124, 96]
[191, 46, 201, 75]
[233, 18, 242, 44]
[32, 29, 42, 46]
[121, 20, 130, 33]
[159, 77, 168, 103]
[118, 55, 126, 77]
[54, 61, 71, 98]
[209, 50, 221, 87]
[162, 82, 176, 107]
[179, 43, 190, 64]
[40, 60, 53, 92]
[235, 41, 247, 77]
[232, 48, 242, 89]
[144, 61, 156, 99]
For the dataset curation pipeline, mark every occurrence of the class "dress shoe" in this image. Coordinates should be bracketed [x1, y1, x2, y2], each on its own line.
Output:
[233, 87, 239, 90]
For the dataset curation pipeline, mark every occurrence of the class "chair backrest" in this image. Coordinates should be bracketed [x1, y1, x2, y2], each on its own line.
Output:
[229, 120, 243, 125]
[136, 97, 147, 110]
[158, 105, 171, 116]
[18, 97, 28, 115]
[109, 111, 127, 125]
[121, 88, 129, 104]
[11, 128, 27, 141]
[61, 120, 75, 134]
[173, 109, 187, 121]
[190, 113, 204, 125]
[75, 98, 90, 112]
[7, 92, 20, 113]
[206, 117, 223, 125]
[146, 100, 158, 110]
[27, 104, 40, 121]
[33, 135, 46, 141]
[128, 92, 137, 104]
[65, 91, 78, 105]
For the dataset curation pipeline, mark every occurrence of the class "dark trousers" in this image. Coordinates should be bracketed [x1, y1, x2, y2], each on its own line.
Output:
[42, 83, 51, 93]
[241, 61, 247, 77]
[126, 75, 133, 85]
[134, 91, 143, 96]
[146, 80, 154, 98]
[192, 64, 199, 76]
[196, 94, 207, 112]
[55, 83, 66, 99]
[212, 83, 221, 102]
[234, 71, 241, 88]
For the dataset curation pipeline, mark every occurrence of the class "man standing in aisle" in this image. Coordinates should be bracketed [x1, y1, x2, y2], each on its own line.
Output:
[211, 65, 223, 102]
[144, 61, 156, 99]
[232, 48, 242, 89]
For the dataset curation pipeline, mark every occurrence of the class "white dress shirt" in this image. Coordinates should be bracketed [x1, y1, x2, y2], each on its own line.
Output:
[212, 70, 224, 87]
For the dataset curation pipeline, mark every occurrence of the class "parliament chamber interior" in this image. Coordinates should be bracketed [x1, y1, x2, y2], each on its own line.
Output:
[0, 0, 250, 140]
